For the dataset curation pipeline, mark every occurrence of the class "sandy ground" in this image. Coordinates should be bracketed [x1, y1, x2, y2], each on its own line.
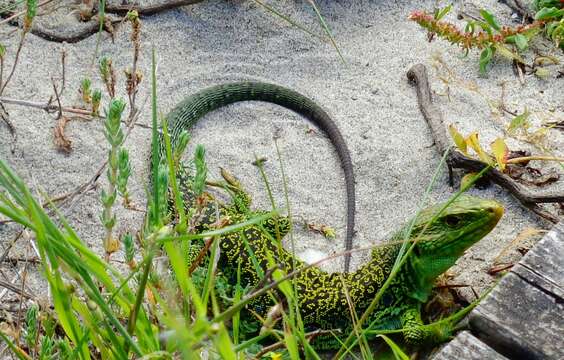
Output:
[0, 0, 562, 322]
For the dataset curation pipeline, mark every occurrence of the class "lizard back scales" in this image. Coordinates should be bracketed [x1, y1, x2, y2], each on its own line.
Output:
[163, 81, 356, 271]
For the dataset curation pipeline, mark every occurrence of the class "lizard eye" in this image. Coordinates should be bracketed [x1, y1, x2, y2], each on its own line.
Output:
[444, 215, 462, 227]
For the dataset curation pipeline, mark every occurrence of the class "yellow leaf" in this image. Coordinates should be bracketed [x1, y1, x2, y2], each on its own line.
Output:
[448, 124, 468, 155]
[534, 67, 551, 79]
[534, 55, 559, 66]
[460, 172, 479, 190]
[491, 137, 508, 171]
[466, 132, 493, 165]
[493, 43, 525, 63]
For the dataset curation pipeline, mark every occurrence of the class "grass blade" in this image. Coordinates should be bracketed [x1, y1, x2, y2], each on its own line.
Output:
[306, 0, 345, 63]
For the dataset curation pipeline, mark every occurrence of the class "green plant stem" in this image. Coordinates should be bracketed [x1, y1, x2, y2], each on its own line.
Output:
[90, 0, 105, 72]
[0, 331, 32, 360]
[150, 46, 160, 228]
[161, 118, 187, 230]
[252, 0, 324, 41]
[126, 249, 154, 337]
[103, 152, 117, 257]
[506, 155, 564, 164]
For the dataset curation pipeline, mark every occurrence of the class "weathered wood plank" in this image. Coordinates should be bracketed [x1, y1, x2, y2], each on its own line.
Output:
[511, 222, 564, 299]
[469, 222, 564, 360]
[431, 331, 508, 360]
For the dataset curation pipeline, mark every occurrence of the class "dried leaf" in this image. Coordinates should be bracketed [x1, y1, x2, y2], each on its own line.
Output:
[448, 124, 467, 155]
[146, 286, 156, 306]
[534, 55, 560, 66]
[306, 222, 336, 239]
[527, 127, 549, 145]
[53, 116, 72, 153]
[490, 137, 508, 171]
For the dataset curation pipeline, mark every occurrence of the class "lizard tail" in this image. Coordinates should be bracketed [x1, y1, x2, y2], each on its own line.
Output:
[162, 81, 356, 272]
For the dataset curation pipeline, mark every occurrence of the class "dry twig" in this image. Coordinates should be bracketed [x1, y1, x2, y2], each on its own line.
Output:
[2, 0, 204, 43]
[0, 102, 17, 153]
[0, 279, 34, 300]
[407, 63, 563, 223]
[105, 0, 205, 16]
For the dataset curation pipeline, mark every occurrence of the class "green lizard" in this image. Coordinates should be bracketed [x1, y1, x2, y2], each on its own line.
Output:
[160, 83, 503, 348]
[171, 166, 502, 349]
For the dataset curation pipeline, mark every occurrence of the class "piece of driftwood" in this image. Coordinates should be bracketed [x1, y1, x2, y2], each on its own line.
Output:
[511, 222, 564, 299]
[407, 63, 563, 223]
[469, 222, 564, 360]
[431, 331, 509, 360]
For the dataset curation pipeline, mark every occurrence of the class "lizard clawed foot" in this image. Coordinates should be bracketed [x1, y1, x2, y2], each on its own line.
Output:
[206, 167, 252, 213]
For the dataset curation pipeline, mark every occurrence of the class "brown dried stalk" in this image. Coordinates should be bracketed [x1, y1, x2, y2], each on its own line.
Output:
[408, 10, 545, 51]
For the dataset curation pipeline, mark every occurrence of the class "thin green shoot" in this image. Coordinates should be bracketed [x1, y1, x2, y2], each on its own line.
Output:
[377, 335, 409, 360]
[150, 46, 161, 229]
[252, 0, 324, 41]
[89, 0, 105, 73]
[273, 139, 315, 357]
[306, 0, 345, 63]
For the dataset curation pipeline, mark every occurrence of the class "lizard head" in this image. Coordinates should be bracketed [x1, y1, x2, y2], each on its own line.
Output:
[398, 195, 503, 302]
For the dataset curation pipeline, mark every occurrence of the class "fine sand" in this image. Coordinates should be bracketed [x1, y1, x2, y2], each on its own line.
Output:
[0, 0, 562, 307]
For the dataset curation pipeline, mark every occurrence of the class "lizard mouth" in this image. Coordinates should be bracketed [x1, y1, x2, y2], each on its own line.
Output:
[452, 199, 504, 255]
[492, 204, 504, 222]
[479, 200, 504, 233]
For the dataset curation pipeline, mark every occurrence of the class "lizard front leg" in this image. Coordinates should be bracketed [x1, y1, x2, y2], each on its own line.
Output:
[400, 306, 453, 345]
[400, 306, 430, 345]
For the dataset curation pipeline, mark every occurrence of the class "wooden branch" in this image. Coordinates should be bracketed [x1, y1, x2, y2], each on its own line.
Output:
[2, 0, 205, 43]
[0, 0, 56, 27]
[105, 0, 205, 16]
[1, 11, 122, 43]
[30, 16, 121, 43]
[407, 63, 563, 223]
[0, 279, 34, 300]
[0, 96, 94, 116]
